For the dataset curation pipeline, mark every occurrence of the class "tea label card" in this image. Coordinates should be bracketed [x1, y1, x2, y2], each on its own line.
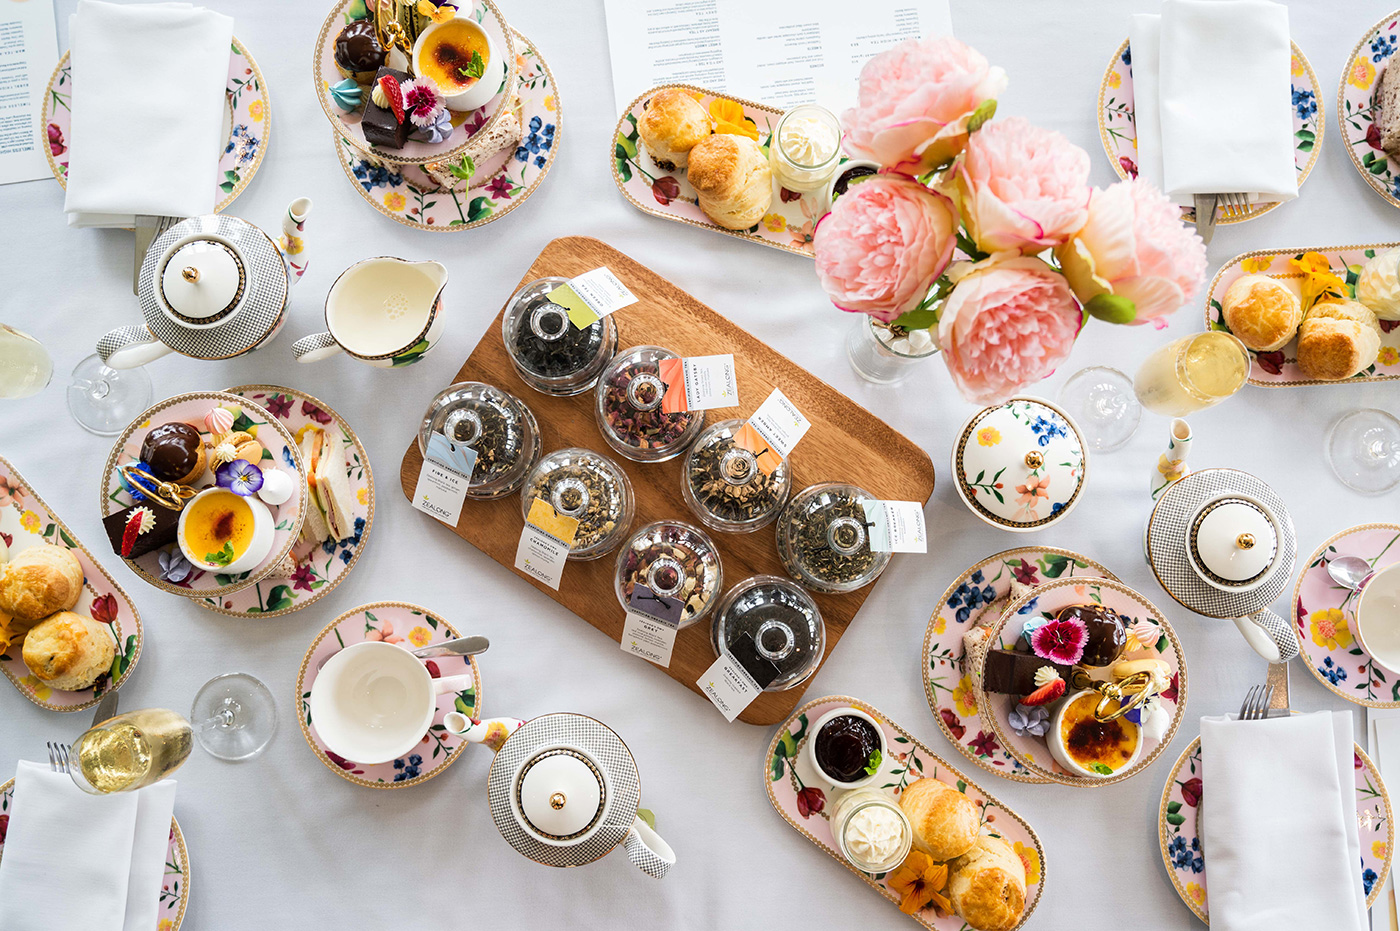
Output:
[514, 498, 579, 591]
[659, 354, 738, 414]
[735, 389, 810, 475]
[621, 583, 685, 667]
[411, 434, 475, 526]
[697, 634, 781, 722]
[546, 267, 637, 330]
[864, 500, 928, 553]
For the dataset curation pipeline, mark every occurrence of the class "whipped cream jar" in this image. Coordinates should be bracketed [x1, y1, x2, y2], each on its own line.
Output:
[830, 788, 912, 873]
[769, 104, 842, 193]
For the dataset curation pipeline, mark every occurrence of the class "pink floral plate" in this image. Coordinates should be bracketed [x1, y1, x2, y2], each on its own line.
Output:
[1158, 736, 1391, 923]
[1097, 38, 1322, 225]
[99, 392, 308, 599]
[42, 37, 269, 216]
[1204, 244, 1400, 386]
[0, 456, 141, 712]
[767, 695, 1045, 930]
[981, 577, 1187, 787]
[1295, 524, 1400, 706]
[612, 85, 826, 258]
[296, 602, 482, 788]
[924, 548, 1115, 783]
[0, 780, 189, 929]
[1338, 10, 1400, 210]
[334, 29, 559, 231]
[194, 386, 374, 618]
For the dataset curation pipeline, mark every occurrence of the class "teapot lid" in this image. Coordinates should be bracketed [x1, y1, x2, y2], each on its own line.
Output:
[953, 397, 1087, 530]
[516, 748, 606, 841]
[159, 238, 245, 324]
[1189, 496, 1278, 586]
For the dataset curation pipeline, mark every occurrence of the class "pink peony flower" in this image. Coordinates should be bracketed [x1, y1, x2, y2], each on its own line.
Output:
[938, 256, 1083, 404]
[955, 116, 1091, 254]
[1030, 616, 1087, 665]
[401, 78, 445, 128]
[842, 36, 1006, 174]
[1054, 179, 1208, 326]
[814, 174, 958, 323]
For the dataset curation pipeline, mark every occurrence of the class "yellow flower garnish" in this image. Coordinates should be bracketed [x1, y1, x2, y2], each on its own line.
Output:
[1290, 252, 1346, 308]
[709, 98, 758, 140]
[417, 0, 456, 23]
[888, 850, 952, 915]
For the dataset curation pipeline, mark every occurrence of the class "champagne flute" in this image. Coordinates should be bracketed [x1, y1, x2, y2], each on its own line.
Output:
[67, 353, 153, 437]
[190, 672, 278, 761]
[1327, 409, 1400, 494]
[69, 708, 194, 795]
[0, 324, 54, 399]
[1057, 366, 1141, 452]
[1132, 331, 1251, 417]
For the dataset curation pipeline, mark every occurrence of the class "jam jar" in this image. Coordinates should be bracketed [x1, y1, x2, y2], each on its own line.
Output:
[681, 419, 790, 534]
[594, 345, 705, 463]
[418, 382, 541, 500]
[776, 483, 891, 594]
[520, 448, 635, 560]
[503, 277, 618, 397]
[709, 575, 825, 691]
[614, 520, 723, 629]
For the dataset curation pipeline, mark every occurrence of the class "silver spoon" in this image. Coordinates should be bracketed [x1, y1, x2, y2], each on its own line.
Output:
[412, 635, 490, 659]
[1327, 555, 1373, 592]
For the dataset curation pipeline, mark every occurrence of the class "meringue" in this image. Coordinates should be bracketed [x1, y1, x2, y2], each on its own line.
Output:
[330, 77, 363, 112]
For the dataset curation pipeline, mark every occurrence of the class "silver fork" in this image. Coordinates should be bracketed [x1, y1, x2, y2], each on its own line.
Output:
[1238, 683, 1275, 720]
[46, 741, 72, 774]
[1218, 192, 1251, 222]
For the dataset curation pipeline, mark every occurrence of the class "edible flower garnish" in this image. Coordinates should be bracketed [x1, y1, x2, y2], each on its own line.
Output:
[215, 458, 264, 497]
[1289, 252, 1346, 309]
[888, 850, 952, 915]
[417, 0, 457, 23]
[709, 97, 759, 140]
[401, 78, 446, 128]
[1029, 615, 1087, 665]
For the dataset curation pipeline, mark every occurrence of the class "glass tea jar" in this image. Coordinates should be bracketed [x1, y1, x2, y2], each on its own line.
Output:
[776, 483, 891, 594]
[503, 277, 618, 396]
[710, 575, 825, 691]
[594, 345, 705, 463]
[418, 381, 541, 499]
[520, 448, 635, 560]
[681, 419, 790, 534]
[614, 520, 723, 629]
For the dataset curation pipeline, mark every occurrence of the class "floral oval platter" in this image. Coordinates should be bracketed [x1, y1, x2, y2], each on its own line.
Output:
[1338, 10, 1400, 210]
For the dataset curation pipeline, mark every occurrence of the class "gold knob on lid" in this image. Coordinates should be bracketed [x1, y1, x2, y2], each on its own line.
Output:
[1237, 533, 1255, 550]
[549, 792, 566, 810]
[181, 266, 200, 283]
[1024, 450, 1044, 470]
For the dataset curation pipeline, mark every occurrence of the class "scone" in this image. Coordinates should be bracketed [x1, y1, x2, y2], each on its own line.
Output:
[638, 88, 711, 171]
[1296, 299, 1383, 381]
[1221, 274, 1302, 351]
[948, 836, 1027, 931]
[0, 545, 84, 622]
[1356, 245, 1400, 321]
[22, 611, 114, 691]
[687, 134, 773, 231]
[898, 776, 980, 861]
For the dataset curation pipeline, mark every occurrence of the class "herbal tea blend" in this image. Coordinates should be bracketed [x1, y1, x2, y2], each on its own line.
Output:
[776, 483, 891, 594]
[503, 277, 617, 396]
[682, 419, 790, 533]
[615, 520, 722, 628]
[418, 381, 541, 499]
[595, 345, 704, 462]
[521, 448, 634, 559]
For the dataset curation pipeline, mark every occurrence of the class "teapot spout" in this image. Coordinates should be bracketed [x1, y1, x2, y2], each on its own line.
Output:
[1150, 418, 1192, 502]
[276, 197, 313, 282]
[442, 713, 525, 752]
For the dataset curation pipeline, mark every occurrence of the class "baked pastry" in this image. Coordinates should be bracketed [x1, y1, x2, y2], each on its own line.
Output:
[334, 20, 386, 84]
[1054, 604, 1127, 667]
[687, 134, 773, 230]
[1378, 63, 1400, 159]
[898, 777, 980, 862]
[638, 88, 711, 171]
[948, 836, 1027, 931]
[1356, 246, 1400, 321]
[1296, 299, 1383, 381]
[1220, 274, 1302, 351]
[140, 422, 207, 485]
[21, 611, 114, 691]
[0, 545, 84, 622]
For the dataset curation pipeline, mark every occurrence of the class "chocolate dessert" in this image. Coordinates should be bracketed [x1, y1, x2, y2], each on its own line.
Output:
[140, 422, 204, 483]
[1056, 604, 1127, 667]
[982, 648, 1073, 696]
[334, 20, 386, 83]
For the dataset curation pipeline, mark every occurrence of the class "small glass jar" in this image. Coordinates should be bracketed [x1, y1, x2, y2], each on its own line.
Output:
[418, 381, 541, 499]
[614, 520, 723, 629]
[710, 575, 824, 691]
[503, 277, 618, 396]
[847, 316, 939, 385]
[681, 419, 790, 533]
[520, 448, 634, 560]
[769, 104, 842, 194]
[776, 483, 891, 594]
[830, 788, 913, 874]
[595, 345, 705, 462]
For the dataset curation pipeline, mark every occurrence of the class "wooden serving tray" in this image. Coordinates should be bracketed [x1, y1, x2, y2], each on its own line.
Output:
[400, 236, 936, 724]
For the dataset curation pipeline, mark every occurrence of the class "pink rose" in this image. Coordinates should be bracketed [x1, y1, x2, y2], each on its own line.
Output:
[956, 116, 1091, 254]
[814, 173, 957, 324]
[1054, 179, 1208, 326]
[842, 36, 1007, 175]
[938, 256, 1083, 404]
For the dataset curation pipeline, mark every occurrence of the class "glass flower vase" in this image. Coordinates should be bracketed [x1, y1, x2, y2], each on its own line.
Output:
[845, 316, 939, 385]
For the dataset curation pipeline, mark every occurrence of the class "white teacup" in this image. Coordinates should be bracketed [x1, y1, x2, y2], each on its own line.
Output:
[1356, 564, 1400, 673]
[310, 641, 472, 764]
[293, 258, 447, 368]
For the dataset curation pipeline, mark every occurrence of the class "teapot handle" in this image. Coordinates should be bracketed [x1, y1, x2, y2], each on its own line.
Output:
[293, 332, 342, 364]
[623, 815, 675, 879]
[1233, 609, 1300, 664]
[441, 713, 525, 752]
[97, 325, 172, 369]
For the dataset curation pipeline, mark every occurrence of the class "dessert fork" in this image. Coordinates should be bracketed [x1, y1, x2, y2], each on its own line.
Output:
[46, 741, 72, 774]
[1218, 192, 1250, 221]
[1238, 683, 1274, 721]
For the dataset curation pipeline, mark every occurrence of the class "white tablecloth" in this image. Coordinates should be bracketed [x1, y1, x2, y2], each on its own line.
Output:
[1, 1, 1395, 928]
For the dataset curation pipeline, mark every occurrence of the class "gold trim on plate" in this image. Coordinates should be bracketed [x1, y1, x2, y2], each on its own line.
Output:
[1337, 9, 1400, 211]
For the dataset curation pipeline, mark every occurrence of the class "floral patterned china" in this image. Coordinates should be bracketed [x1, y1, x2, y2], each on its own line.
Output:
[42, 38, 269, 215]
[296, 602, 481, 788]
[1338, 10, 1400, 210]
[767, 695, 1046, 930]
[924, 548, 1116, 783]
[1158, 737, 1392, 922]
[0, 456, 141, 712]
[1097, 38, 1322, 225]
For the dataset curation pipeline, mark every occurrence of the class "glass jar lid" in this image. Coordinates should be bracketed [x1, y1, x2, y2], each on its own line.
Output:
[776, 483, 891, 594]
[521, 448, 635, 560]
[503, 277, 617, 392]
[615, 520, 723, 627]
[682, 419, 790, 533]
[418, 381, 541, 499]
[711, 575, 824, 691]
[595, 345, 705, 462]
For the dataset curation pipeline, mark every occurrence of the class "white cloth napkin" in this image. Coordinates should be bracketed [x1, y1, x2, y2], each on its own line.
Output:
[0, 761, 178, 931]
[1130, 0, 1297, 205]
[63, 0, 233, 227]
[1199, 711, 1366, 931]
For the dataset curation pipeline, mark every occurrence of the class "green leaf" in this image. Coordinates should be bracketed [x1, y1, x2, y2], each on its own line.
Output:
[448, 155, 476, 182]
[863, 749, 882, 775]
[224, 170, 239, 182]
[956, 779, 967, 793]
[1091, 762, 1114, 775]
[636, 808, 656, 830]
[1297, 140, 1313, 152]
[889, 308, 940, 331]
[457, 49, 485, 81]
[955, 229, 990, 262]
[967, 98, 997, 134]
[264, 585, 294, 612]
[467, 196, 492, 222]
[1295, 129, 1315, 141]
[454, 696, 473, 716]
[1085, 292, 1137, 324]
[616, 158, 632, 183]
[1167, 801, 1182, 814]
[616, 132, 637, 160]
[205, 542, 235, 567]
[771, 753, 785, 781]
[1166, 812, 1185, 825]
[59, 528, 78, 548]
[426, 615, 438, 629]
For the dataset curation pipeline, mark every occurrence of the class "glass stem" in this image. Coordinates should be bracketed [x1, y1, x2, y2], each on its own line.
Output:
[196, 698, 240, 732]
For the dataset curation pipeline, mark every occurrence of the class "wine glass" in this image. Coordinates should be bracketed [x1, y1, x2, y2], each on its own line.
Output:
[190, 672, 278, 761]
[1327, 409, 1400, 494]
[0, 324, 54, 400]
[69, 708, 194, 795]
[1057, 366, 1141, 452]
[67, 353, 153, 436]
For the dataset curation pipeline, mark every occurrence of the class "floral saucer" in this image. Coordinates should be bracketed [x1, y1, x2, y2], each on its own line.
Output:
[43, 37, 269, 215]
[335, 29, 558, 231]
[0, 779, 189, 930]
[767, 695, 1045, 930]
[296, 602, 482, 789]
[1205, 245, 1400, 386]
[613, 85, 825, 257]
[0, 456, 141, 712]
[99, 392, 307, 599]
[1098, 38, 1322, 225]
[193, 386, 374, 618]
[1294, 524, 1400, 706]
[924, 548, 1115, 783]
[1339, 10, 1400, 210]
[1158, 737, 1391, 922]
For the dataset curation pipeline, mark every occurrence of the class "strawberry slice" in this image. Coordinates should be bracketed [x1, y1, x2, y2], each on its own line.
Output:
[1021, 677, 1066, 706]
[119, 512, 144, 557]
[377, 74, 405, 124]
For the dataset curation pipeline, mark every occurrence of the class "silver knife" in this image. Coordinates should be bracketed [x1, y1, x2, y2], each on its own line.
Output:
[91, 686, 120, 727]
[411, 635, 489, 659]
[1192, 193, 1218, 246]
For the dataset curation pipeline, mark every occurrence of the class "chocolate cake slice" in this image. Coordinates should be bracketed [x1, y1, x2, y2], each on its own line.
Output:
[363, 67, 411, 150]
[983, 649, 1073, 697]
